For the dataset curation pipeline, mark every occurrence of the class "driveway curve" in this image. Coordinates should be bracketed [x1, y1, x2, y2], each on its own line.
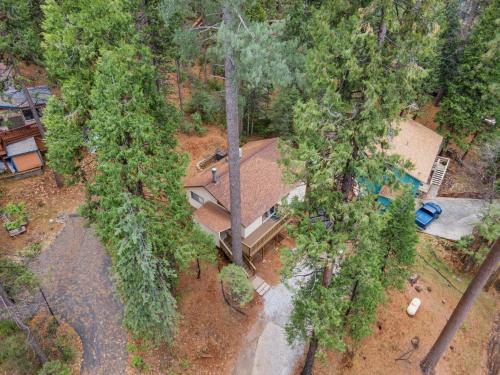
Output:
[31, 215, 127, 375]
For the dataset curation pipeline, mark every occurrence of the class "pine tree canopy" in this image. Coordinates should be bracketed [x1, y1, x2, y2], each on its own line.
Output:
[437, 0, 500, 146]
[281, 0, 437, 352]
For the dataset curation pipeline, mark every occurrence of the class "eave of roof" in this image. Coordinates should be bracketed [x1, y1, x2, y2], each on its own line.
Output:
[194, 202, 231, 233]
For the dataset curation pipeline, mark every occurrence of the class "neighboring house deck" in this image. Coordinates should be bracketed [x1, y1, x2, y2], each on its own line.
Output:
[185, 138, 305, 272]
[0, 124, 46, 177]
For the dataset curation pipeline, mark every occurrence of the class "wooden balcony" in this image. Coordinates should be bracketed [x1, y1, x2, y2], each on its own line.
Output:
[242, 214, 289, 258]
[218, 214, 289, 274]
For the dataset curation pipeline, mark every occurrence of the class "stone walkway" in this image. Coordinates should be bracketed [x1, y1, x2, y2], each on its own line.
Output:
[31, 215, 127, 375]
[233, 273, 305, 375]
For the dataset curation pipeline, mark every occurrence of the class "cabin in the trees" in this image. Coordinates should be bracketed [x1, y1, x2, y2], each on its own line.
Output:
[0, 124, 46, 177]
[185, 138, 305, 272]
[0, 86, 51, 129]
[377, 119, 449, 205]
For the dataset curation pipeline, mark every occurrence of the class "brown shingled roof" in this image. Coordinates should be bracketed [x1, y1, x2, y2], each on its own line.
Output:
[185, 138, 295, 227]
[387, 119, 443, 183]
[194, 202, 231, 232]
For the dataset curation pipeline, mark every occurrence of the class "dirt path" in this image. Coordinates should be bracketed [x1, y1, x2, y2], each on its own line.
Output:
[30, 215, 127, 375]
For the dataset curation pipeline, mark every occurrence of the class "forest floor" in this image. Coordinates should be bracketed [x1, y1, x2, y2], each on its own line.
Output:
[415, 102, 493, 198]
[301, 233, 498, 375]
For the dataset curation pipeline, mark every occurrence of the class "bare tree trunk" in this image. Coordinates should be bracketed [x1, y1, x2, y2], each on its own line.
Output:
[378, 7, 387, 47]
[420, 238, 500, 374]
[485, 266, 500, 292]
[301, 334, 319, 375]
[302, 263, 333, 374]
[0, 283, 48, 365]
[175, 59, 184, 112]
[433, 88, 445, 106]
[223, 3, 243, 267]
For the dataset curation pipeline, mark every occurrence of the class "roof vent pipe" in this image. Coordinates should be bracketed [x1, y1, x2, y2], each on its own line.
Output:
[211, 167, 217, 183]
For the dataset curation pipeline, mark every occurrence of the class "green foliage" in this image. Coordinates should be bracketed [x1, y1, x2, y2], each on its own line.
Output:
[131, 355, 147, 371]
[219, 264, 254, 307]
[2, 202, 27, 231]
[185, 85, 223, 123]
[19, 242, 42, 258]
[0, 0, 42, 64]
[37, 361, 71, 375]
[281, 0, 439, 356]
[268, 86, 301, 136]
[0, 258, 38, 300]
[55, 335, 75, 363]
[381, 191, 418, 289]
[437, 1, 500, 147]
[82, 42, 214, 342]
[0, 321, 37, 375]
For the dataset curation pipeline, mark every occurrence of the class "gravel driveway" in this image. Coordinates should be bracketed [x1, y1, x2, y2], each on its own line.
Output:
[420, 198, 491, 240]
[31, 215, 127, 375]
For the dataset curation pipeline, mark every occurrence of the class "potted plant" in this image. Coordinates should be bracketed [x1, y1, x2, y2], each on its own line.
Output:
[2, 202, 28, 237]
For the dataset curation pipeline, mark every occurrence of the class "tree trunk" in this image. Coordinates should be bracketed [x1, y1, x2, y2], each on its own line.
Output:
[485, 266, 500, 292]
[378, 7, 387, 47]
[0, 283, 48, 365]
[13, 62, 63, 188]
[301, 334, 319, 375]
[433, 88, 445, 106]
[301, 262, 334, 374]
[223, 3, 243, 267]
[175, 59, 184, 112]
[420, 238, 500, 374]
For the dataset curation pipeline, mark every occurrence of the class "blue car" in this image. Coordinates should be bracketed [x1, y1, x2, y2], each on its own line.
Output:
[415, 202, 443, 229]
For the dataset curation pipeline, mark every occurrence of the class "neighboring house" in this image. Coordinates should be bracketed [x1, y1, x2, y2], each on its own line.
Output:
[0, 124, 45, 176]
[0, 86, 51, 130]
[377, 119, 448, 205]
[185, 138, 305, 271]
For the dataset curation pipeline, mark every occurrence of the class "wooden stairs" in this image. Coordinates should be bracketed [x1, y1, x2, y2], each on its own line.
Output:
[220, 238, 257, 276]
[431, 156, 450, 186]
[251, 275, 271, 296]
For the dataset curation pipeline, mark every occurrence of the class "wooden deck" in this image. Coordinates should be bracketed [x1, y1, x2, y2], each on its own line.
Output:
[242, 215, 289, 258]
[218, 214, 289, 274]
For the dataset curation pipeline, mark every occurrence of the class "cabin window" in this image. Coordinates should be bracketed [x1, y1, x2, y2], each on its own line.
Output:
[22, 109, 34, 121]
[262, 206, 276, 221]
[190, 191, 204, 204]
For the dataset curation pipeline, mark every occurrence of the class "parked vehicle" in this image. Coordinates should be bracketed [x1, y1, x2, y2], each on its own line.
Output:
[415, 202, 443, 229]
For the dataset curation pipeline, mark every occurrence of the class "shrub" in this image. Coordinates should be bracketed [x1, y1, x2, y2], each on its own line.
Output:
[0, 323, 37, 374]
[19, 242, 42, 258]
[2, 202, 27, 231]
[131, 355, 146, 370]
[37, 361, 71, 375]
[0, 258, 38, 298]
[55, 334, 75, 363]
[219, 264, 254, 307]
[191, 112, 206, 136]
[185, 86, 222, 123]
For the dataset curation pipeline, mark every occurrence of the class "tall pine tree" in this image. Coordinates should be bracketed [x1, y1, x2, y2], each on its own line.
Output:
[280, 1, 439, 372]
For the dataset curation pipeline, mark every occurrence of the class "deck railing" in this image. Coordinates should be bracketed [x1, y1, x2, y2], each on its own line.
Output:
[243, 215, 289, 258]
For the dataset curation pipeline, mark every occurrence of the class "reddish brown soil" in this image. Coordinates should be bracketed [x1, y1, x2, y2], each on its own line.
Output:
[297, 234, 497, 375]
[30, 312, 84, 375]
[126, 258, 263, 375]
[177, 124, 228, 178]
[0, 170, 85, 256]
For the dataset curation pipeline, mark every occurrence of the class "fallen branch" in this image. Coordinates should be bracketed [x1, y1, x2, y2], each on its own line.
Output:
[418, 254, 464, 294]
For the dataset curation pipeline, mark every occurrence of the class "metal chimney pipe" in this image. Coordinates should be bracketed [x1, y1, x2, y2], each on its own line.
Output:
[211, 167, 217, 183]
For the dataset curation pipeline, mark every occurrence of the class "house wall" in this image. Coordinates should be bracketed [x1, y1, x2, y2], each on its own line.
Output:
[186, 187, 218, 209]
[243, 216, 263, 239]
